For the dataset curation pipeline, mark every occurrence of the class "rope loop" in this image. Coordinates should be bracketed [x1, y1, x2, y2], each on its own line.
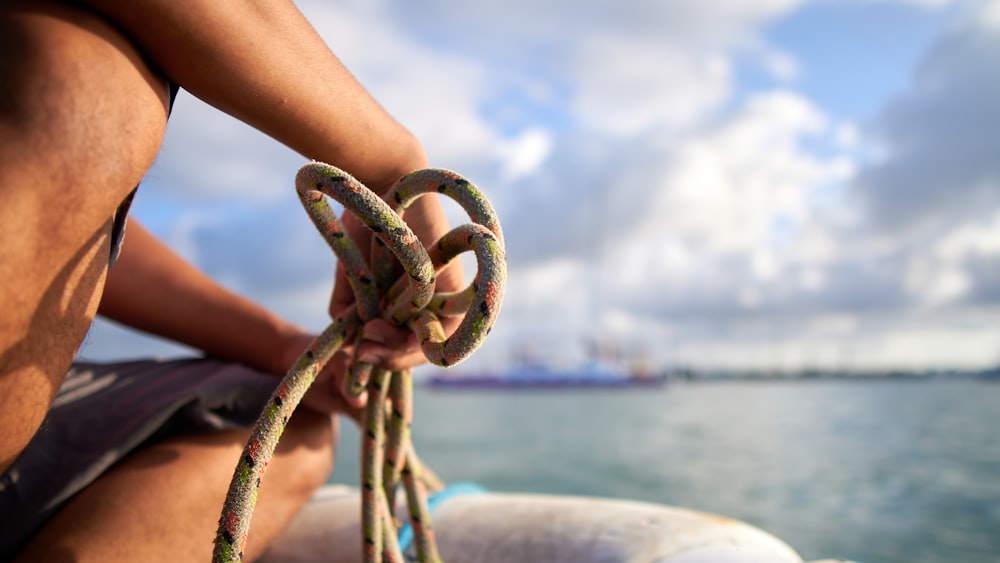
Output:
[213, 162, 506, 563]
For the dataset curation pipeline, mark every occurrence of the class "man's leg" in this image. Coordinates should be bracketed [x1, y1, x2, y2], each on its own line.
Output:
[0, 0, 170, 472]
[15, 409, 337, 562]
[0, 3, 337, 559]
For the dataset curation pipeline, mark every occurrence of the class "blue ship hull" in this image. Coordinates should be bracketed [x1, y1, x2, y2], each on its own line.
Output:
[426, 365, 668, 389]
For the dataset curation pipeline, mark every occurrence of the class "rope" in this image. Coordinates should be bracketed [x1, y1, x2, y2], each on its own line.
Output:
[212, 162, 507, 563]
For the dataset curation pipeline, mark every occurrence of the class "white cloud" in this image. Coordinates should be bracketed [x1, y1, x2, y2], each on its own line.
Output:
[738, 287, 764, 309]
[870, 314, 1000, 370]
[807, 313, 859, 336]
[904, 255, 971, 305]
[290, 1, 501, 171]
[149, 93, 303, 203]
[642, 90, 853, 258]
[504, 258, 591, 323]
[81, 0, 1000, 372]
[760, 48, 801, 82]
[798, 267, 826, 291]
[934, 209, 1000, 259]
[570, 40, 732, 135]
[854, 3, 1000, 234]
[903, 209, 1000, 305]
[334, 0, 810, 138]
[833, 123, 861, 149]
[983, 0, 1000, 28]
[848, 0, 1000, 317]
[498, 128, 553, 181]
[752, 251, 780, 281]
[858, 0, 960, 8]
[357, 0, 1000, 371]
[489, 87, 864, 362]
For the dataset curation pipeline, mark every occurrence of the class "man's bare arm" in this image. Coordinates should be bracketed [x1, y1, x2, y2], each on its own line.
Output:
[98, 221, 304, 376]
[98, 220, 363, 412]
[86, 0, 464, 363]
[82, 0, 425, 189]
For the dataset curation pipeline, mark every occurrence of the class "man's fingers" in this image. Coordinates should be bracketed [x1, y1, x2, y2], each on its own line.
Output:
[355, 319, 422, 370]
[356, 312, 473, 370]
[361, 319, 414, 348]
[357, 340, 424, 371]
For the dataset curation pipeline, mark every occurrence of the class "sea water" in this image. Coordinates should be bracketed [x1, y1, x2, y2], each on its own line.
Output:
[328, 379, 1000, 563]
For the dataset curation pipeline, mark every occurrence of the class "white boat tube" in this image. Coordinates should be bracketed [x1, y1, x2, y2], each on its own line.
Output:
[261, 484, 855, 563]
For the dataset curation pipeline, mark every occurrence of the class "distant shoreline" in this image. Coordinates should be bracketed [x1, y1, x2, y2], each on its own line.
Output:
[664, 367, 1000, 382]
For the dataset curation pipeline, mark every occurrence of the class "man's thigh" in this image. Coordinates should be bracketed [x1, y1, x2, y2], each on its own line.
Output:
[0, 0, 170, 471]
[0, 359, 322, 559]
[15, 409, 334, 563]
[3, 358, 335, 561]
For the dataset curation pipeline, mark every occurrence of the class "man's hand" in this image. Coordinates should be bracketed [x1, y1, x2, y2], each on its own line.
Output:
[328, 197, 465, 375]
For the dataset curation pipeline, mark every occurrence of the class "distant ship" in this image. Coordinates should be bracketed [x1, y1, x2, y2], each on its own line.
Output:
[425, 358, 668, 390]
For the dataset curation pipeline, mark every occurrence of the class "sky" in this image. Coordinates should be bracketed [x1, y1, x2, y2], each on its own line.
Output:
[79, 0, 1000, 374]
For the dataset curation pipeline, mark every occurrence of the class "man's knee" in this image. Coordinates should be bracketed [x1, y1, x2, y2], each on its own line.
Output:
[0, 0, 170, 189]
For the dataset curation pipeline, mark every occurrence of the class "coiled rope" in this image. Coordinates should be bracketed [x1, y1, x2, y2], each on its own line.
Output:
[213, 162, 506, 563]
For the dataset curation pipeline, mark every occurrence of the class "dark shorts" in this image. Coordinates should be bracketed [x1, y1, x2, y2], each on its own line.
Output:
[0, 359, 277, 559]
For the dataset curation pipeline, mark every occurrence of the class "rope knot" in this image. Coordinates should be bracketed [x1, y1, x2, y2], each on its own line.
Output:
[213, 162, 506, 563]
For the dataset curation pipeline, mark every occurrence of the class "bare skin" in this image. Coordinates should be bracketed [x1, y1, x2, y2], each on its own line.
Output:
[14, 409, 337, 563]
[0, 0, 460, 559]
[0, 0, 172, 475]
[99, 221, 362, 416]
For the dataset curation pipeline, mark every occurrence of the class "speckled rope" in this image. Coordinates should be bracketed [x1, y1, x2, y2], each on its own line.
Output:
[213, 162, 506, 562]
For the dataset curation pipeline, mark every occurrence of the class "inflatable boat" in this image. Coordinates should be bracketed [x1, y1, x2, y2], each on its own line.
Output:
[260, 483, 855, 563]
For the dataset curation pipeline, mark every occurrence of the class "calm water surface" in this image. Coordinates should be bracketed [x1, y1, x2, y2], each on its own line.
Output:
[329, 379, 1000, 563]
